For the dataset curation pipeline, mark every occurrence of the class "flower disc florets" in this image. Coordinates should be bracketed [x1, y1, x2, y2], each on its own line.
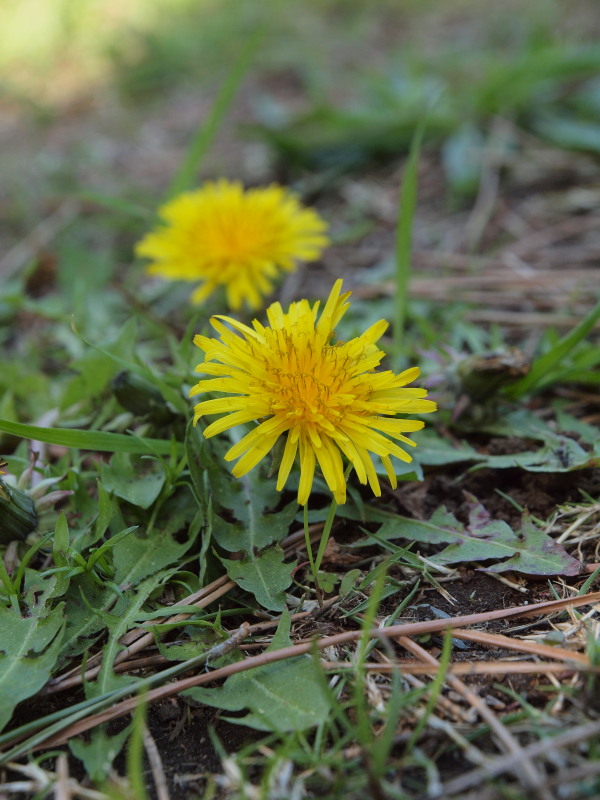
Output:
[191, 280, 436, 505]
[136, 180, 328, 311]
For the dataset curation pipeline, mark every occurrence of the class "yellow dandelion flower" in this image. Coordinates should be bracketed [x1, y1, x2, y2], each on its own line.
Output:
[136, 180, 329, 311]
[191, 280, 436, 505]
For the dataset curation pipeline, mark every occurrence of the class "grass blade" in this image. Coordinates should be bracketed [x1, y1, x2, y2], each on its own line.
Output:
[0, 418, 182, 457]
[126, 692, 149, 800]
[77, 191, 152, 219]
[166, 24, 265, 198]
[393, 123, 424, 365]
[506, 298, 600, 398]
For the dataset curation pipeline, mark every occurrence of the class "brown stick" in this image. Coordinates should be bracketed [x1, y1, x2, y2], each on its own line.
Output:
[449, 629, 588, 664]
[33, 590, 600, 750]
[324, 661, 597, 676]
[439, 718, 600, 797]
[143, 725, 171, 800]
[396, 636, 552, 800]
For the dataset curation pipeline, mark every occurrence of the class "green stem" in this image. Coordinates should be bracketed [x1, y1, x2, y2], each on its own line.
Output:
[303, 504, 317, 580]
[315, 498, 338, 575]
[303, 503, 324, 605]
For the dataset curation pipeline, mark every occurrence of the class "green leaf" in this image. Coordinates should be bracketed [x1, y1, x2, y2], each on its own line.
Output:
[339, 569, 362, 596]
[484, 513, 581, 575]
[22, 570, 65, 611]
[555, 410, 600, 446]
[184, 610, 330, 732]
[534, 115, 600, 154]
[184, 421, 209, 515]
[113, 509, 199, 588]
[61, 318, 138, 410]
[463, 411, 600, 472]
[69, 725, 131, 783]
[413, 423, 599, 473]
[198, 434, 296, 553]
[101, 453, 165, 509]
[95, 480, 114, 540]
[368, 496, 580, 576]
[221, 546, 296, 611]
[482, 436, 599, 472]
[77, 191, 152, 218]
[154, 620, 229, 663]
[0, 418, 182, 456]
[53, 512, 70, 568]
[61, 573, 128, 659]
[212, 497, 298, 554]
[0, 604, 65, 732]
[412, 429, 485, 466]
[50, 513, 73, 600]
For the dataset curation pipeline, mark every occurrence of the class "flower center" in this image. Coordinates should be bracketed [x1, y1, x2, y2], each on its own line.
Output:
[212, 210, 277, 265]
[259, 340, 366, 431]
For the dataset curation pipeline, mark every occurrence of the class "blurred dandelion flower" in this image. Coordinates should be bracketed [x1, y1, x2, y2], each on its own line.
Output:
[136, 180, 328, 311]
[191, 280, 436, 505]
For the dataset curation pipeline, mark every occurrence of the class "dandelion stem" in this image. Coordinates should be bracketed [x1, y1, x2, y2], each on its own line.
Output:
[303, 503, 317, 578]
[303, 503, 323, 606]
[315, 498, 338, 575]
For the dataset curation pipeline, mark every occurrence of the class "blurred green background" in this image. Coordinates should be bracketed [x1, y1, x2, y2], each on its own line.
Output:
[3, 0, 600, 199]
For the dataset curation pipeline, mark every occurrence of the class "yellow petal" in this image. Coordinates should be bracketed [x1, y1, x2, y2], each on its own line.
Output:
[276, 433, 299, 491]
[231, 431, 282, 477]
[297, 438, 316, 506]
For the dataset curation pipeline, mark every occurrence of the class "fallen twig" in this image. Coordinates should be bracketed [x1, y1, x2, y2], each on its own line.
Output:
[437, 718, 600, 797]
[28, 590, 600, 752]
[143, 725, 170, 800]
[323, 661, 597, 676]
[397, 635, 553, 800]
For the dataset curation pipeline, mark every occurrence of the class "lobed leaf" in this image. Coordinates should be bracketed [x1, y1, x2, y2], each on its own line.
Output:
[413, 423, 599, 473]
[113, 512, 199, 589]
[69, 725, 131, 784]
[365, 496, 580, 576]
[61, 573, 129, 659]
[0, 604, 65, 732]
[221, 546, 296, 611]
[100, 452, 166, 509]
[87, 572, 168, 698]
[184, 611, 330, 732]
[188, 429, 296, 553]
